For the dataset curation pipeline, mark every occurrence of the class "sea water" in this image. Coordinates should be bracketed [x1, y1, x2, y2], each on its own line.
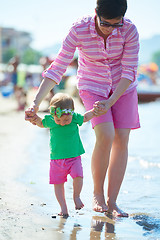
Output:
[24, 100, 160, 240]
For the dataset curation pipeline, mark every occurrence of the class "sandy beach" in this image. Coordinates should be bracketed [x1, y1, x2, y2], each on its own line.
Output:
[0, 91, 160, 240]
[0, 94, 55, 240]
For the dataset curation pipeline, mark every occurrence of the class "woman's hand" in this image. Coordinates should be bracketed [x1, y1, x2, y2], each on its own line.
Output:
[25, 104, 39, 124]
[93, 99, 113, 116]
[93, 78, 132, 116]
[25, 77, 56, 124]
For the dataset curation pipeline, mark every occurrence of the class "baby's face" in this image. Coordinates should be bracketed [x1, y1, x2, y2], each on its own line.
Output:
[54, 114, 72, 126]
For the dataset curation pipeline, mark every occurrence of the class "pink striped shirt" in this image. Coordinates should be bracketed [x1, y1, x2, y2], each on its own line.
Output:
[43, 15, 139, 97]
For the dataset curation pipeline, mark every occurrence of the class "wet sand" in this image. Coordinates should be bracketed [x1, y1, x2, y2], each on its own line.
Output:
[0, 92, 159, 240]
[0, 94, 56, 239]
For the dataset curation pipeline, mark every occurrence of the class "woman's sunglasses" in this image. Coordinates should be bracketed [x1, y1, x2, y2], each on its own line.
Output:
[98, 15, 124, 28]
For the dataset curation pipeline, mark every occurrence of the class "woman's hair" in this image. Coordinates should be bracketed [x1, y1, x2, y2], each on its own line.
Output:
[96, 0, 127, 19]
[49, 93, 74, 110]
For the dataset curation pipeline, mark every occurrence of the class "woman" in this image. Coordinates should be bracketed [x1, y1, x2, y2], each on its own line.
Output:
[25, 0, 140, 217]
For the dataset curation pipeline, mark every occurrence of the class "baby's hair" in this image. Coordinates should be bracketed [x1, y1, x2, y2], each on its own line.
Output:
[49, 93, 74, 110]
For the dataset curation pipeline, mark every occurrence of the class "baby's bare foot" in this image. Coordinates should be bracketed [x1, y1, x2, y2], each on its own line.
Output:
[92, 194, 108, 213]
[58, 212, 69, 218]
[107, 201, 128, 217]
[74, 196, 84, 210]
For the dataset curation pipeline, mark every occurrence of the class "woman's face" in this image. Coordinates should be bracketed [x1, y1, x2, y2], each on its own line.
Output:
[96, 14, 123, 37]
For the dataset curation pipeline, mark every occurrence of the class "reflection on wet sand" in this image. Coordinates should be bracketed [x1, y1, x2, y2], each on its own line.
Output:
[90, 214, 116, 240]
[70, 223, 82, 240]
[52, 213, 117, 240]
[51, 215, 83, 240]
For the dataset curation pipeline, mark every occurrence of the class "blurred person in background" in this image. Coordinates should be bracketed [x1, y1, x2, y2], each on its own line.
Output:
[0, 56, 27, 110]
[9, 56, 19, 92]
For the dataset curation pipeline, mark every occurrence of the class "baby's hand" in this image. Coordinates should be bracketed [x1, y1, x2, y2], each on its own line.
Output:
[29, 114, 39, 125]
[25, 105, 39, 122]
[93, 105, 100, 116]
[93, 101, 107, 116]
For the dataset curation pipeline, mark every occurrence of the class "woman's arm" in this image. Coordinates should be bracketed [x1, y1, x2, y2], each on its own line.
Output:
[94, 23, 139, 115]
[94, 78, 131, 115]
[107, 77, 131, 106]
[32, 77, 56, 107]
[25, 77, 56, 121]
[25, 24, 78, 123]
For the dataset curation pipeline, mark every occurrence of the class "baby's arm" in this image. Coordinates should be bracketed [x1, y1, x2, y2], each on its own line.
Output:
[31, 114, 44, 128]
[83, 109, 97, 123]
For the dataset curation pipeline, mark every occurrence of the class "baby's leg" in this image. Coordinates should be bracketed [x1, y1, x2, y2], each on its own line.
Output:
[73, 177, 84, 210]
[54, 183, 68, 216]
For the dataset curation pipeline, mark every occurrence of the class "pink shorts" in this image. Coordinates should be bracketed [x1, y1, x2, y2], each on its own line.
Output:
[49, 156, 83, 184]
[79, 88, 140, 129]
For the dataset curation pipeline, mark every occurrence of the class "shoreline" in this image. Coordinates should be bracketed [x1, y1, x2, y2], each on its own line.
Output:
[0, 94, 159, 239]
[0, 95, 58, 239]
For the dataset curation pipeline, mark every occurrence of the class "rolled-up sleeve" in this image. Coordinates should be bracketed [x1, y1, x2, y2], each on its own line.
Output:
[42, 26, 78, 84]
[121, 24, 139, 82]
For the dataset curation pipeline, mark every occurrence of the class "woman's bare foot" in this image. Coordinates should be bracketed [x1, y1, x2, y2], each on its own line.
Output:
[107, 201, 128, 217]
[92, 194, 108, 212]
[74, 196, 84, 210]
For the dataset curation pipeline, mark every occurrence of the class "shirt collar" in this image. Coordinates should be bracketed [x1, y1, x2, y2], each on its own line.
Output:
[111, 28, 119, 36]
[90, 15, 98, 37]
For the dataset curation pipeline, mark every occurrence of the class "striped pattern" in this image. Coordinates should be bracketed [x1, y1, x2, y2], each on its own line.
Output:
[43, 15, 139, 97]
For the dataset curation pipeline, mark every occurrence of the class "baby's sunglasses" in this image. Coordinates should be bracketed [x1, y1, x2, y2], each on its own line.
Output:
[98, 14, 124, 28]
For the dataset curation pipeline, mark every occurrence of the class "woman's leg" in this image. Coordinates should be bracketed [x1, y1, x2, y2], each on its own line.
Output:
[54, 183, 68, 216]
[107, 128, 130, 217]
[92, 122, 115, 212]
[73, 177, 84, 210]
